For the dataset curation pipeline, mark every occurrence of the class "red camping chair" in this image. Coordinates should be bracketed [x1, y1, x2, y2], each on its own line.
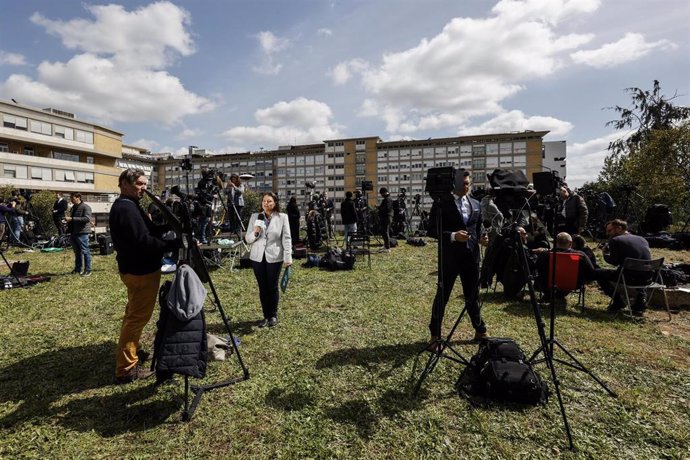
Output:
[546, 252, 585, 311]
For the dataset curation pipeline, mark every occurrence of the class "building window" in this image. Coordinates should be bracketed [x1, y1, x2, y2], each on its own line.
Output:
[86, 156, 94, 164]
[75, 130, 94, 144]
[54, 125, 75, 140]
[3, 164, 27, 179]
[53, 151, 81, 162]
[499, 143, 513, 155]
[30, 119, 52, 135]
[3, 166, 16, 178]
[0, 143, 8, 152]
[3, 115, 28, 130]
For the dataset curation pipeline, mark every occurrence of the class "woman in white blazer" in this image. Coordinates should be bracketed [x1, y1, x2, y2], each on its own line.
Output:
[245, 192, 292, 327]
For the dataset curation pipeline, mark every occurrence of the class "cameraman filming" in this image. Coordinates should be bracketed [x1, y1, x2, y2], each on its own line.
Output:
[319, 190, 335, 238]
[110, 169, 181, 384]
[195, 167, 221, 244]
[226, 173, 245, 234]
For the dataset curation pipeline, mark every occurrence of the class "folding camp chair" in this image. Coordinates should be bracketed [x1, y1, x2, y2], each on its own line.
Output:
[347, 232, 371, 268]
[609, 257, 671, 321]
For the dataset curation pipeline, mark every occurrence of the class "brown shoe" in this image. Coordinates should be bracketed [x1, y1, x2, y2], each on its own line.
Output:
[426, 336, 442, 353]
[472, 331, 489, 343]
[114, 365, 154, 385]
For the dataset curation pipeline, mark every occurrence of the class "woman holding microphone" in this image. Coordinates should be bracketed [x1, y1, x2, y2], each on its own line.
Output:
[245, 192, 292, 327]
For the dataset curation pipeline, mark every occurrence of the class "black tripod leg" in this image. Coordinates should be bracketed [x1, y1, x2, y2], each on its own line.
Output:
[552, 341, 617, 397]
[413, 347, 441, 396]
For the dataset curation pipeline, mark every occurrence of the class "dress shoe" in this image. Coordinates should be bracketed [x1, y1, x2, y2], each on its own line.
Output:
[268, 317, 278, 327]
[472, 331, 489, 343]
[257, 318, 269, 328]
[136, 349, 150, 364]
[114, 365, 154, 385]
[631, 308, 646, 317]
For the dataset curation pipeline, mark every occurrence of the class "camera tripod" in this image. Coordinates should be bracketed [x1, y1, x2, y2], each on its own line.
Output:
[511, 223, 617, 449]
[145, 191, 249, 420]
[413, 194, 474, 395]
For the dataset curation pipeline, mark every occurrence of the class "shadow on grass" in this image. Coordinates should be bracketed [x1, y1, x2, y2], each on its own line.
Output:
[0, 341, 179, 434]
[265, 387, 316, 412]
[206, 320, 257, 337]
[325, 399, 377, 439]
[314, 341, 429, 374]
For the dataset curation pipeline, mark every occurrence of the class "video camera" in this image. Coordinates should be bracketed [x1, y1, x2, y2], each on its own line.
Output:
[424, 166, 466, 197]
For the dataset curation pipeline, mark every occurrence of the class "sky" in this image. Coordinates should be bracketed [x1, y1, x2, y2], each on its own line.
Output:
[0, 0, 688, 187]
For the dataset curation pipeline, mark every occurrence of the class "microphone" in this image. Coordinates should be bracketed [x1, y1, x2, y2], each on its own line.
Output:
[254, 212, 265, 238]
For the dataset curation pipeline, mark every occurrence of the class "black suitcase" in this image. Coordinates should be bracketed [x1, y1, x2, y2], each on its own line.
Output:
[97, 234, 114, 255]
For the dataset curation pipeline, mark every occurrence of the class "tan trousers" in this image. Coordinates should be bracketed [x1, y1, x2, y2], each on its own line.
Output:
[115, 270, 161, 377]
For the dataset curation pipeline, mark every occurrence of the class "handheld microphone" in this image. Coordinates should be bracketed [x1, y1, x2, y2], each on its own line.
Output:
[254, 212, 265, 238]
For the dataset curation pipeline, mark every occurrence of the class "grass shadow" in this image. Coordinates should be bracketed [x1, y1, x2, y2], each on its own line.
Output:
[324, 399, 377, 440]
[0, 340, 192, 434]
[265, 387, 316, 412]
[60, 384, 180, 436]
[314, 341, 429, 374]
[206, 319, 256, 337]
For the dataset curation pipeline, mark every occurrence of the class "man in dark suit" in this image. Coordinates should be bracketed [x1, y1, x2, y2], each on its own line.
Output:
[428, 171, 489, 346]
[52, 192, 68, 235]
[378, 187, 394, 250]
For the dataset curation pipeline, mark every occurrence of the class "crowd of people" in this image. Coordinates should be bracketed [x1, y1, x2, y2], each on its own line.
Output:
[1, 169, 664, 383]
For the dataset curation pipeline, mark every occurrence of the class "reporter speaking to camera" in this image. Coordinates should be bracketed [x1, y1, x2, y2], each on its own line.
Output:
[245, 192, 292, 328]
[109, 169, 181, 384]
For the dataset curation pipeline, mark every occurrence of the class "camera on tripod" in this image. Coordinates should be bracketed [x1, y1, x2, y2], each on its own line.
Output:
[424, 166, 466, 197]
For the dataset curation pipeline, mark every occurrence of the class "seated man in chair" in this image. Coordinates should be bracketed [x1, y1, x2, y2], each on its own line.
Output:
[535, 232, 595, 305]
[595, 219, 652, 315]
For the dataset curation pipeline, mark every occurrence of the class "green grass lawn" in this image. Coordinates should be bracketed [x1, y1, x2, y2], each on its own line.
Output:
[0, 241, 688, 459]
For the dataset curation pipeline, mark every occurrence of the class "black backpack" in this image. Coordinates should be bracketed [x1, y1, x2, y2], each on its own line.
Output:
[457, 337, 548, 406]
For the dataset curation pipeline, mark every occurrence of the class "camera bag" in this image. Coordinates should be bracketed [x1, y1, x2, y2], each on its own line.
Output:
[457, 337, 548, 406]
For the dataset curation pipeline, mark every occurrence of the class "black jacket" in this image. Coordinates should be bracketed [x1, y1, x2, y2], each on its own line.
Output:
[378, 195, 393, 223]
[109, 196, 179, 275]
[153, 281, 207, 379]
[340, 198, 357, 225]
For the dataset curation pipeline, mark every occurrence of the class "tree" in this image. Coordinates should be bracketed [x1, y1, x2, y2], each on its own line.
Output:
[591, 81, 690, 229]
[606, 79, 690, 157]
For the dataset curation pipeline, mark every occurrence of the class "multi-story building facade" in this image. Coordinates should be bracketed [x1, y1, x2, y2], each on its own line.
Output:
[0, 99, 125, 231]
[155, 130, 552, 227]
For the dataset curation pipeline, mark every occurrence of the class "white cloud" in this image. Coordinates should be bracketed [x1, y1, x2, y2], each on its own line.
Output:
[342, 0, 600, 133]
[253, 31, 290, 75]
[570, 33, 677, 68]
[329, 58, 369, 85]
[563, 132, 620, 187]
[461, 110, 573, 137]
[30, 2, 195, 69]
[0, 2, 213, 125]
[129, 138, 160, 151]
[222, 97, 343, 149]
[317, 28, 333, 37]
[177, 128, 204, 140]
[0, 51, 27, 66]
